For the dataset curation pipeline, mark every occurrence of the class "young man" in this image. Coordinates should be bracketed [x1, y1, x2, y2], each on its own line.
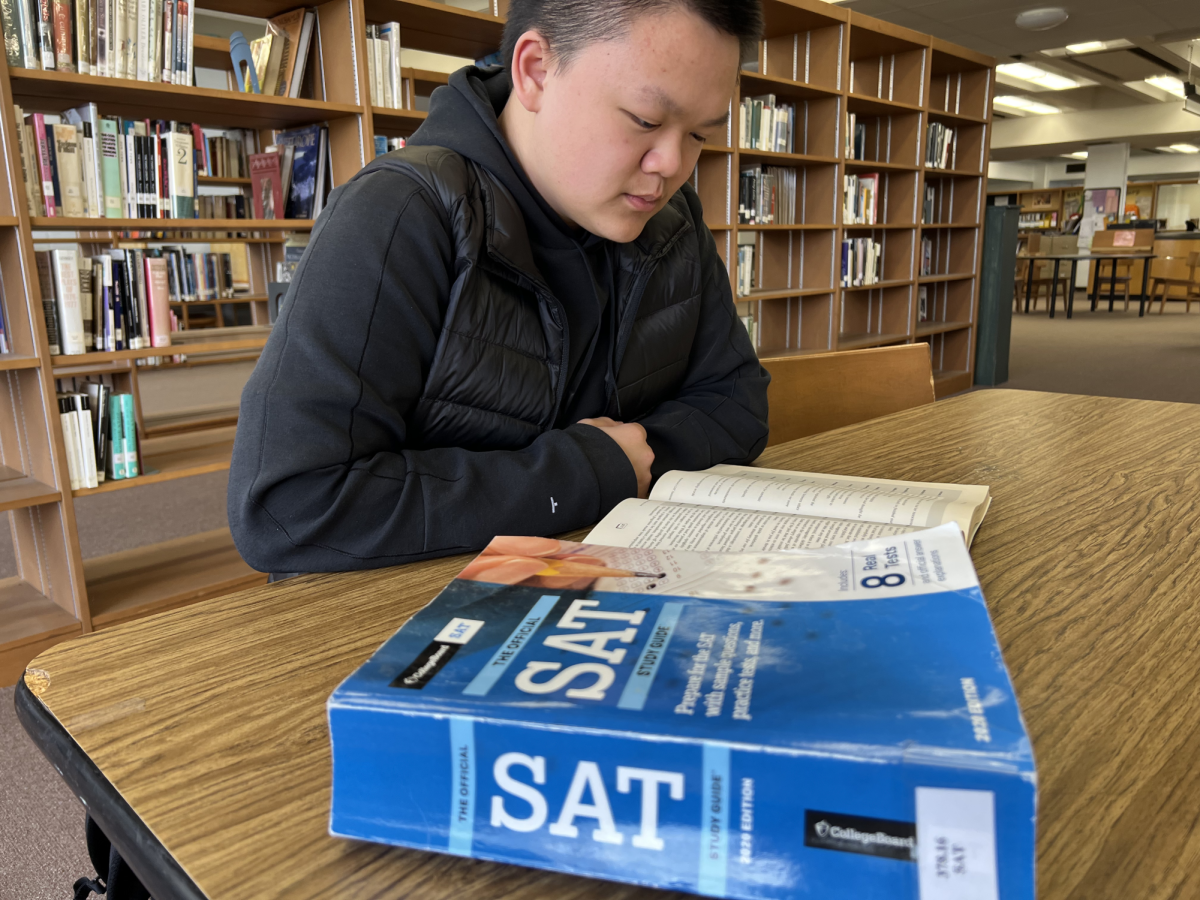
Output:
[228, 0, 770, 573]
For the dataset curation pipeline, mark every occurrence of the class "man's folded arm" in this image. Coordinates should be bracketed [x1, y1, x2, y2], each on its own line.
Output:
[227, 168, 635, 573]
[640, 199, 771, 478]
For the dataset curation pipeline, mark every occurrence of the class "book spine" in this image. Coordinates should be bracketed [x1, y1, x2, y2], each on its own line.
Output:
[53, 0, 77, 71]
[53, 124, 84, 217]
[99, 119, 122, 217]
[31, 114, 57, 216]
[74, 0, 88, 72]
[36, 0, 54, 68]
[79, 122, 100, 217]
[120, 392, 138, 477]
[75, 395, 99, 488]
[51, 249, 86, 354]
[108, 391, 125, 479]
[78, 262, 93, 348]
[58, 397, 82, 490]
[93, 383, 108, 481]
[15, 119, 43, 215]
[183, 0, 191, 84]
[135, 0, 146, 79]
[144, 256, 171, 347]
[1, 0, 23, 67]
[159, 0, 171, 81]
[334, 712, 946, 898]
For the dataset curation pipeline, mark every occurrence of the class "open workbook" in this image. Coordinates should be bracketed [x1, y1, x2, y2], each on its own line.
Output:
[587, 464, 991, 553]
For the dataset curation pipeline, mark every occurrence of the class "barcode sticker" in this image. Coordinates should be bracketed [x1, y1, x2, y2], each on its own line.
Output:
[915, 787, 999, 900]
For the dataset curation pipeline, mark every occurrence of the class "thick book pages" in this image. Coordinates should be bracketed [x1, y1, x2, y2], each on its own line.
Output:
[587, 464, 991, 553]
[329, 526, 1034, 900]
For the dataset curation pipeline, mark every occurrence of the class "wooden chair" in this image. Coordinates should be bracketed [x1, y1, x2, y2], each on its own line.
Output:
[1148, 251, 1200, 314]
[1015, 258, 1073, 312]
[761, 344, 935, 447]
[1093, 258, 1134, 311]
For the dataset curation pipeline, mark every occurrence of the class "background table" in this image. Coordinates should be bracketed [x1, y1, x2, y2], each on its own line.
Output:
[17, 390, 1200, 900]
[1018, 252, 1157, 318]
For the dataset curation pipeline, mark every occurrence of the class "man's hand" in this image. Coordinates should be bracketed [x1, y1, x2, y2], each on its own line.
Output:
[577, 417, 654, 499]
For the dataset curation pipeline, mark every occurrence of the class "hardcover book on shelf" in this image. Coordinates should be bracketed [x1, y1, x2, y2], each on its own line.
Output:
[249, 150, 283, 219]
[275, 124, 324, 219]
[328, 521, 1034, 900]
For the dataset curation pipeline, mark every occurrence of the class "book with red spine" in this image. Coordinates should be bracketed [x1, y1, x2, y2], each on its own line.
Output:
[143, 255, 172, 348]
[28, 113, 58, 216]
[249, 150, 282, 219]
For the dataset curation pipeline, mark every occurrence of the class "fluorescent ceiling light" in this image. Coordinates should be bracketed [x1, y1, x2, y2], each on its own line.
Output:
[1145, 75, 1186, 98]
[993, 95, 1061, 115]
[1063, 151, 1088, 159]
[997, 62, 1081, 90]
[1043, 39, 1134, 57]
[1169, 143, 1200, 153]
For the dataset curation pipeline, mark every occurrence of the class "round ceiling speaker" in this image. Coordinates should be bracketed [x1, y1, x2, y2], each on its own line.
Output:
[1015, 7, 1069, 30]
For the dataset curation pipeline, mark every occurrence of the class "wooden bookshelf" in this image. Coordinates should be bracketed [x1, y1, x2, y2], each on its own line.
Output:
[722, 11, 993, 391]
[0, 0, 992, 684]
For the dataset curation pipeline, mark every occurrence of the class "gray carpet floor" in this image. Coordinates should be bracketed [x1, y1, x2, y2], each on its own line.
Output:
[3, 302, 1199, 899]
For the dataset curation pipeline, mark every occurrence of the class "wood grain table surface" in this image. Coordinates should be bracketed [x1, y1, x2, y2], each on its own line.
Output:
[20, 389, 1200, 900]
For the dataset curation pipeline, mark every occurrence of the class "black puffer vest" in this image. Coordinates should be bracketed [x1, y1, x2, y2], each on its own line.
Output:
[371, 146, 702, 452]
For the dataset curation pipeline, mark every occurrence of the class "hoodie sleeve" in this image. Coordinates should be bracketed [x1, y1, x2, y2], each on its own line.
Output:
[227, 165, 636, 574]
[639, 187, 771, 478]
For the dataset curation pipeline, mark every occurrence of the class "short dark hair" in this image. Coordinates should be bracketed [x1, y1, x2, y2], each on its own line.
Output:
[501, 0, 763, 70]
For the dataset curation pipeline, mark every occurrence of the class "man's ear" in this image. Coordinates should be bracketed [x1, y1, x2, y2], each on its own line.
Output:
[509, 29, 553, 113]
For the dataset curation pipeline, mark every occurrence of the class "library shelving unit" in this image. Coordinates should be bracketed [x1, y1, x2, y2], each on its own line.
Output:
[0, 0, 505, 682]
[0, 0, 992, 682]
[698, 2, 994, 394]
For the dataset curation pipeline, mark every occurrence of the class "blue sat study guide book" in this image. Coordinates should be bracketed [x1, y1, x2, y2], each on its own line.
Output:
[328, 523, 1036, 899]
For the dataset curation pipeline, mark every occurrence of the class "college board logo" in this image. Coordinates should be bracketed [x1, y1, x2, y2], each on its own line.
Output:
[804, 809, 917, 861]
[390, 618, 484, 690]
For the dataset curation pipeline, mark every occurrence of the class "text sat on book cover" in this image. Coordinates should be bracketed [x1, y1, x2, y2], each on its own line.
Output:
[327, 524, 1036, 900]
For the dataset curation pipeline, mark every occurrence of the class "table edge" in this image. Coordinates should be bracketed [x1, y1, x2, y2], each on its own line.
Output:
[14, 678, 207, 900]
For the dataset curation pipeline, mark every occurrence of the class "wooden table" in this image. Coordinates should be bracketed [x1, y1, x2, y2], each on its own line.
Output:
[1018, 252, 1157, 318]
[16, 390, 1200, 900]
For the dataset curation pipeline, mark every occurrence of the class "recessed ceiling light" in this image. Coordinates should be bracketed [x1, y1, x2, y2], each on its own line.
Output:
[993, 95, 1061, 115]
[1063, 151, 1088, 159]
[1169, 143, 1200, 153]
[1065, 41, 1106, 54]
[1145, 75, 1186, 98]
[1015, 7, 1069, 31]
[997, 62, 1082, 90]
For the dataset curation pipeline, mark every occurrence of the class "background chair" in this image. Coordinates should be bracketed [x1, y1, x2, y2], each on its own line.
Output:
[761, 344, 935, 447]
[1148, 251, 1200, 314]
[1014, 258, 1074, 312]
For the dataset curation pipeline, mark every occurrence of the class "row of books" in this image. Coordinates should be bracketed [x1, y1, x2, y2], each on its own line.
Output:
[1, 0, 194, 84]
[843, 172, 879, 225]
[845, 113, 868, 160]
[841, 237, 881, 287]
[15, 101, 325, 221]
[56, 384, 139, 490]
[921, 184, 936, 225]
[925, 121, 957, 170]
[36, 246, 240, 356]
[736, 243, 755, 297]
[738, 164, 796, 225]
[920, 235, 933, 276]
[250, 125, 328, 220]
[16, 104, 199, 219]
[244, 7, 316, 98]
[373, 135, 406, 157]
[365, 22, 403, 109]
[204, 130, 256, 180]
[738, 94, 795, 154]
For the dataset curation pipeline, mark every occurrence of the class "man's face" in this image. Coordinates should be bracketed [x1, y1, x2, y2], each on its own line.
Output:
[516, 9, 740, 242]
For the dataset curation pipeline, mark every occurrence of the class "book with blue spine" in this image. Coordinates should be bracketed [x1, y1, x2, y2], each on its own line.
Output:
[328, 523, 1035, 899]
